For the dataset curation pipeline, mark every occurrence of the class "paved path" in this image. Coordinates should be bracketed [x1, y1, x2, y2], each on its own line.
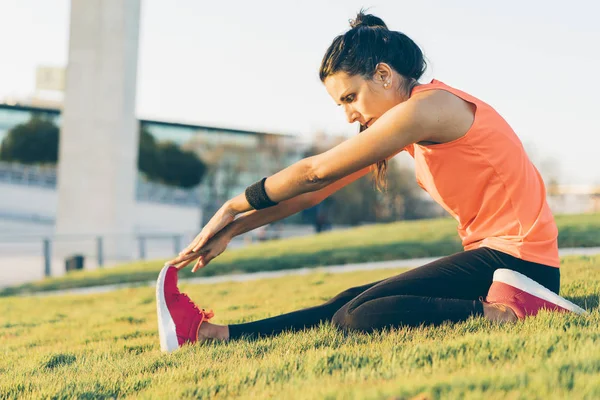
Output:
[28, 247, 600, 297]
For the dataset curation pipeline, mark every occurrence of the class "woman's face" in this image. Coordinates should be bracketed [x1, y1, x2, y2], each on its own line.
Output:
[324, 66, 404, 130]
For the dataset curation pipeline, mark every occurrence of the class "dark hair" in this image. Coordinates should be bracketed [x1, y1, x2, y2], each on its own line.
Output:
[319, 9, 427, 192]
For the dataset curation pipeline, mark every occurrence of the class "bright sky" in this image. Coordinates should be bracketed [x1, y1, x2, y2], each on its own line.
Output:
[1, 0, 599, 184]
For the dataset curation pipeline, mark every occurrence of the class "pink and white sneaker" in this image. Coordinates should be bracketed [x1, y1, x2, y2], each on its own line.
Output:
[156, 265, 215, 353]
[482, 268, 588, 320]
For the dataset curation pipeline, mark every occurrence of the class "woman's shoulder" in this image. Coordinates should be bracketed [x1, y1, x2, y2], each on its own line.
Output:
[408, 85, 476, 146]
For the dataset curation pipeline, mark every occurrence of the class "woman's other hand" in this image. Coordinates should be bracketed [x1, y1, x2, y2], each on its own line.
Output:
[173, 229, 232, 272]
[167, 202, 237, 266]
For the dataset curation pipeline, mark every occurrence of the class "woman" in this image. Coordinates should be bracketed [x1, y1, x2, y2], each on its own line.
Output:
[156, 11, 587, 353]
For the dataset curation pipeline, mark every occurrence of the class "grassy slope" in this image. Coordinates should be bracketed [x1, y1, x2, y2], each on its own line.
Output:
[2, 213, 599, 296]
[0, 255, 598, 399]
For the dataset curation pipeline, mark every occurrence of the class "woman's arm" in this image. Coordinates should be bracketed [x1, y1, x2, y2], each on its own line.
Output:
[225, 162, 374, 239]
[172, 90, 467, 263]
[225, 91, 453, 215]
[174, 159, 396, 270]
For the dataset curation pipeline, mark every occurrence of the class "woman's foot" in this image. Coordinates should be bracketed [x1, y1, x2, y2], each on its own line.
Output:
[197, 322, 230, 343]
[481, 299, 518, 323]
[156, 265, 221, 352]
[485, 269, 588, 320]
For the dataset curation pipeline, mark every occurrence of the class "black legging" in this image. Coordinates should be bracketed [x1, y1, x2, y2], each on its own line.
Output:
[227, 247, 560, 340]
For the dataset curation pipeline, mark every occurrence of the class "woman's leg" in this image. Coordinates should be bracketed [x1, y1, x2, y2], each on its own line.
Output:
[227, 248, 495, 340]
[331, 247, 560, 332]
[226, 278, 386, 340]
[330, 247, 501, 332]
[223, 247, 559, 340]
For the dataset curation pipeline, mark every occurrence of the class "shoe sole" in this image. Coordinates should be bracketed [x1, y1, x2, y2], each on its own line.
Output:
[156, 264, 180, 353]
[493, 268, 588, 315]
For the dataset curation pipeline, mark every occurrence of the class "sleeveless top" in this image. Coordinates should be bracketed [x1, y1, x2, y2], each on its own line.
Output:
[404, 79, 559, 268]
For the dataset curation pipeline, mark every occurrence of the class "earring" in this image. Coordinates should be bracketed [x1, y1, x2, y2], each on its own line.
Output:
[384, 81, 390, 88]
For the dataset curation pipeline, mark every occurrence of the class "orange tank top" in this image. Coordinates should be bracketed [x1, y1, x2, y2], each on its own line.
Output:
[404, 79, 560, 268]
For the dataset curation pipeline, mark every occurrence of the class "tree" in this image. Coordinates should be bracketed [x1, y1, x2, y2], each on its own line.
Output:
[157, 141, 206, 188]
[137, 127, 207, 188]
[0, 114, 59, 164]
[137, 127, 162, 181]
[0, 119, 207, 188]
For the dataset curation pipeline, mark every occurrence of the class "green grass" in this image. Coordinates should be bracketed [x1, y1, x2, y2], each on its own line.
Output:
[2, 213, 600, 296]
[1, 255, 599, 399]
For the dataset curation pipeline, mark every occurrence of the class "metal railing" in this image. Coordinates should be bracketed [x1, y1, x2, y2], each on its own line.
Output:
[0, 232, 192, 279]
[0, 224, 323, 284]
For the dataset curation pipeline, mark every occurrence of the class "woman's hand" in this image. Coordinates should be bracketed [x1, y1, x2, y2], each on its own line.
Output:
[167, 202, 237, 267]
[173, 229, 232, 272]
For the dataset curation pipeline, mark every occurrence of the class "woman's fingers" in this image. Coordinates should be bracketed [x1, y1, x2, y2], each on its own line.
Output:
[192, 236, 210, 253]
[182, 230, 212, 256]
[181, 235, 203, 255]
[192, 249, 217, 272]
[176, 207, 234, 261]
[173, 251, 198, 269]
[182, 235, 200, 252]
[169, 236, 206, 265]
[169, 247, 208, 269]
[192, 255, 205, 273]
[191, 223, 222, 252]
[180, 230, 207, 254]
[174, 258, 191, 270]
[173, 257, 190, 269]
[168, 251, 192, 266]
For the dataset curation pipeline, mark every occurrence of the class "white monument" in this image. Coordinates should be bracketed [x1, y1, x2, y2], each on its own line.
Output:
[55, 0, 142, 264]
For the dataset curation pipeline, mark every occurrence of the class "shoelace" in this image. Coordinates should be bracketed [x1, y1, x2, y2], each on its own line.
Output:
[201, 308, 215, 320]
[174, 292, 215, 320]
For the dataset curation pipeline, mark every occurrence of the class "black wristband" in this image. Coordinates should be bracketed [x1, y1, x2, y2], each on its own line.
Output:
[245, 177, 279, 210]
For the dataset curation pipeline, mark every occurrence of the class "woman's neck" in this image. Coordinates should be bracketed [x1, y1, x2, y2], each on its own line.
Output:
[406, 79, 420, 99]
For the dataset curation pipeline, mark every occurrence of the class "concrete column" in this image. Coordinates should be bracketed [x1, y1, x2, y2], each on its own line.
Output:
[55, 0, 142, 265]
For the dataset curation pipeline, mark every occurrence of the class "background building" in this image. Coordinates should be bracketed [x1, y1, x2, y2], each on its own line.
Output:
[0, 102, 305, 220]
[0, 102, 306, 286]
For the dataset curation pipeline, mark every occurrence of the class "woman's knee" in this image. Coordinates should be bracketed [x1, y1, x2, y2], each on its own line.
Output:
[331, 305, 351, 330]
[331, 304, 371, 333]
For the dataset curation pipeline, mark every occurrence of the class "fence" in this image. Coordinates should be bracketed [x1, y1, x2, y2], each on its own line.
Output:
[0, 232, 200, 289]
[0, 224, 325, 287]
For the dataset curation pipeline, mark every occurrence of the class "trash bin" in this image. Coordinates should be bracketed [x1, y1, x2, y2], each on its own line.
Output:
[65, 255, 85, 272]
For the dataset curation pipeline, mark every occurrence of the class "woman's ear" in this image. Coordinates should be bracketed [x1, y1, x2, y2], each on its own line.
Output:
[374, 62, 392, 84]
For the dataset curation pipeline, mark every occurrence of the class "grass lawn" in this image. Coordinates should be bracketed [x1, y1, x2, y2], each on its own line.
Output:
[2, 213, 599, 296]
[1, 255, 598, 399]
